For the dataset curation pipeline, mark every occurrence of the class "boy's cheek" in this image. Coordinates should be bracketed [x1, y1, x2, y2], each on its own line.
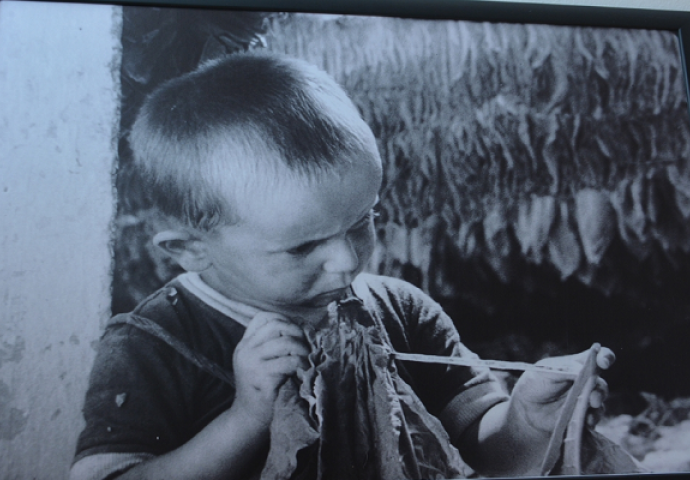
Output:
[355, 228, 376, 264]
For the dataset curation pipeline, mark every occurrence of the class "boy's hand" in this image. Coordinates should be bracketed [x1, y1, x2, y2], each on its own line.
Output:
[232, 312, 310, 431]
[510, 347, 615, 435]
[114, 313, 309, 480]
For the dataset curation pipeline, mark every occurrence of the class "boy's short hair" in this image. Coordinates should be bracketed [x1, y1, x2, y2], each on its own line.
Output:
[130, 52, 380, 231]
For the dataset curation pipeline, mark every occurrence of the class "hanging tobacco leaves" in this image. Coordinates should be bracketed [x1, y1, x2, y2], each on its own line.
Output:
[114, 12, 690, 310]
[266, 14, 690, 294]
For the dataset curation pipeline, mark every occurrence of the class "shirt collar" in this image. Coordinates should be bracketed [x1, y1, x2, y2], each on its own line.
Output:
[176, 272, 363, 328]
[177, 272, 259, 327]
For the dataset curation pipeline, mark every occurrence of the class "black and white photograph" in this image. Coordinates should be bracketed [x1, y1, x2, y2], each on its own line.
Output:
[3, 0, 690, 478]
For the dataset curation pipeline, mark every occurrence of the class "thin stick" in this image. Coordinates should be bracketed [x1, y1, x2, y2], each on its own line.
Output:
[561, 361, 599, 474]
[390, 351, 578, 377]
[539, 343, 600, 476]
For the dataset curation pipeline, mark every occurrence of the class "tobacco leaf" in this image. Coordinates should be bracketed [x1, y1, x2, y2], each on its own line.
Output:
[548, 202, 582, 279]
[574, 189, 615, 265]
[555, 429, 644, 475]
[667, 165, 690, 219]
[609, 178, 652, 261]
[515, 195, 556, 264]
[261, 379, 320, 480]
[261, 298, 469, 480]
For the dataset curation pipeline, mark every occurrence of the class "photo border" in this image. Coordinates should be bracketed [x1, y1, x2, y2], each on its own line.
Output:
[20, 1, 690, 479]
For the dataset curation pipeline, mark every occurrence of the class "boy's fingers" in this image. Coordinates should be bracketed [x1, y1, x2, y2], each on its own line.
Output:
[256, 337, 310, 361]
[589, 387, 605, 409]
[242, 312, 304, 346]
[587, 409, 604, 428]
[257, 321, 305, 342]
[263, 354, 310, 378]
[237, 355, 309, 402]
[596, 347, 616, 370]
[589, 377, 609, 409]
[544, 345, 614, 371]
[243, 311, 280, 336]
[245, 311, 301, 333]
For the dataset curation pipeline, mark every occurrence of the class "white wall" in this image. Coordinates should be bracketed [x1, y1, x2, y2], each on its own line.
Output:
[0, 1, 120, 478]
[0, 0, 688, 479]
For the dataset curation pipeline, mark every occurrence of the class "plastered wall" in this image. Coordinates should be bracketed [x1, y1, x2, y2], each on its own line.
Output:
[0, 0, 689, 479]
[0, 1, 121, 478]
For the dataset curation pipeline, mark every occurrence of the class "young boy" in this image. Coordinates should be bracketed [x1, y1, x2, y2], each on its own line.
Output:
[70, 52, 614, 480]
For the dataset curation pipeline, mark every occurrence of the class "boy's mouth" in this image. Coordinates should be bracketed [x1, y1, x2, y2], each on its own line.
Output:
[286, 288, 355, 326]
[309, 287, 349, 307]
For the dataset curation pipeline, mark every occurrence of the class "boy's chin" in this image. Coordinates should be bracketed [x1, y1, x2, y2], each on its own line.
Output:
[284, 305, 329, 328]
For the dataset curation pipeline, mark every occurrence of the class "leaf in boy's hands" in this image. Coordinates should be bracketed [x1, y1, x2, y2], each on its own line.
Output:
[261, 378, 319, 480]
[261, 296, 470, 480]
[574, 429, 644, 475]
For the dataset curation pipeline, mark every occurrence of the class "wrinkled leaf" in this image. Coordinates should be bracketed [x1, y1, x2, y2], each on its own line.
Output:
[261, 298, 469, 480]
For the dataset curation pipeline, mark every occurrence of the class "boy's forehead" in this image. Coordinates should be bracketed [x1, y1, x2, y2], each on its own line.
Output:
[207, 134, 381, 216]
[218, 145, 380, 189]
[226, 156, 381, 229]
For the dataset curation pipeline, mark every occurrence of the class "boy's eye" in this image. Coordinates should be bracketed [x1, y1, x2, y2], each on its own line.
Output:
[371, 203, 381, 219]
[351, 205, 381, 230]
[286, 241, 319, 256]
[286, 204, 380, 257]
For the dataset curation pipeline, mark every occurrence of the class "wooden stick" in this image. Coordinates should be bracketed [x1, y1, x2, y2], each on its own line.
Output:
[390, 351, 579, 377]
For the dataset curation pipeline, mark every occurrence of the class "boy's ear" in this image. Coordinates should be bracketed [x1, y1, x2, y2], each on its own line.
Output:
[152, 230, 211, 272]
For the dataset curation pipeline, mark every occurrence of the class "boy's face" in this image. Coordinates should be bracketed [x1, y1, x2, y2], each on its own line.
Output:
[198, 157, 382, 325]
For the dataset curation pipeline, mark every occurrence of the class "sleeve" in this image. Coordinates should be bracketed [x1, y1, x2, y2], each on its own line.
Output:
[410, 301, 509, 443]
[69, 452, 155, 480]
[358, 275, 509, 442]
[71, 321, 202, 479]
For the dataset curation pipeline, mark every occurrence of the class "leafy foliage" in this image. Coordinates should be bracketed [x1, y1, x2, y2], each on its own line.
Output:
[266, 15, 690, 292]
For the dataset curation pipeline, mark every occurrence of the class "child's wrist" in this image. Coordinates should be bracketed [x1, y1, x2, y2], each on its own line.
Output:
[228, 396, 273, 435]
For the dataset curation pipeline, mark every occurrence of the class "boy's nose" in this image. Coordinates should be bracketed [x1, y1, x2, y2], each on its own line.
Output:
[322, 236, 359, 274]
